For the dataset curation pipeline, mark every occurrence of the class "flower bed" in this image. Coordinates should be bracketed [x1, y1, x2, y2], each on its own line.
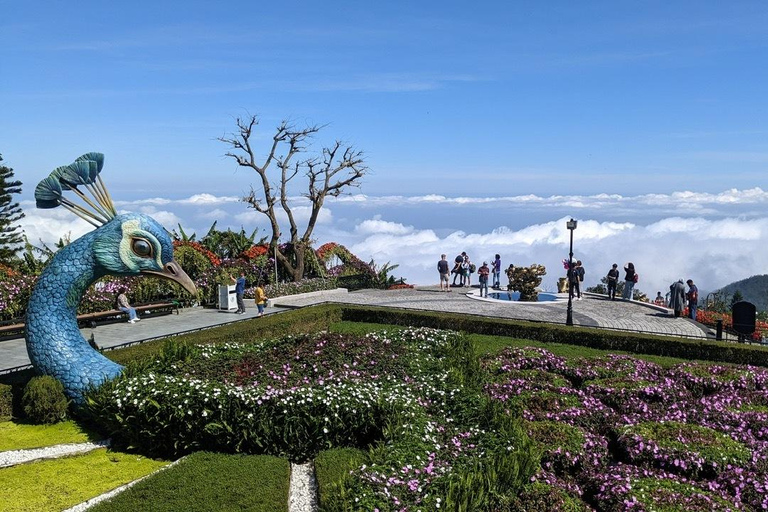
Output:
[483, 346, 768, 510]
[85, 328, 539, 510]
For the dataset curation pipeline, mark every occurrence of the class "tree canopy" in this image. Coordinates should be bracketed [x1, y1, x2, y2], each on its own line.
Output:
[0, 154, 25, 263]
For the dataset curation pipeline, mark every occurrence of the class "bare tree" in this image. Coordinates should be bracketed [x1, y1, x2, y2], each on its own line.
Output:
[219, 115, 368, 282]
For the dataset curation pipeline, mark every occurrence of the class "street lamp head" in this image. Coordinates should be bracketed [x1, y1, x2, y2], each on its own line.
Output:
[566, 218, 578, 231]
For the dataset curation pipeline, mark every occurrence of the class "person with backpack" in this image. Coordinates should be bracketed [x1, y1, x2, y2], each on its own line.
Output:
[567, 261, 581, 301]
[606, 263, 620, 300]
[623, 262, 637, 300]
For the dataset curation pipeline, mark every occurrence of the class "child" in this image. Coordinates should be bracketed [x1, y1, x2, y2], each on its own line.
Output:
[255, 284, 267, 317]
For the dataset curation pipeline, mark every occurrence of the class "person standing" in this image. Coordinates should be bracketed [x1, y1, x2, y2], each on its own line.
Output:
[478, 261, 490, 297]
[437, 254, 451, 292]
[492, 254, 502, 289]
[623, 263, 636, 300]
[117, 288, 140, 324]
[686, 279, 699, 320]
[452, 252, 465, 286]
[606, 263, 620, 300]
[567, 261, 580, 301]
[669, 279, 686, 317]
[255, 283, 267, 317]
[231, 272, 246, 314]
[462, 255, 471, 287]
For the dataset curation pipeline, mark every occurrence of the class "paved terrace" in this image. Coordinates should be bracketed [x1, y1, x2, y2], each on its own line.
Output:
[1, 289, 711, 373]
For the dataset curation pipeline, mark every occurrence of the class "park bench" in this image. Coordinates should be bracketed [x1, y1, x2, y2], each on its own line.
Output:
[0, 301, 179, 339]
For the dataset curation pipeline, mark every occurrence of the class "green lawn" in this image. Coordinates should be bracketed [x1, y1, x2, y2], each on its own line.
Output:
[0, 420, 99, 451]
[329, 320, 692, 366]
[1, 449, 168, 512]
[89, 452, 290, 512]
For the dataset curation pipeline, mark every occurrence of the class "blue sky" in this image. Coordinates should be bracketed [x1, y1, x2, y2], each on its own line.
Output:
[4, 1, 768, 291]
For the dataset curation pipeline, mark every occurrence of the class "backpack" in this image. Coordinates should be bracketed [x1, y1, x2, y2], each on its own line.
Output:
[469, 263, 476, 273]
[633, 273, 639, 283]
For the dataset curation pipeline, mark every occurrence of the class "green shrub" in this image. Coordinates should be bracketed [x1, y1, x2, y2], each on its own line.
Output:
[0, 383, 12, 421]
[22, 376, 69, 424]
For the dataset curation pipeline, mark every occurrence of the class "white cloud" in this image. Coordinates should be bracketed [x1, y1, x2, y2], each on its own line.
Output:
[197, 208, 229, 221]
[178, 193, 240, 205]
[325, 188, 768, 211]
[19, 209, 93, 248]
[355, 217, 413, 235]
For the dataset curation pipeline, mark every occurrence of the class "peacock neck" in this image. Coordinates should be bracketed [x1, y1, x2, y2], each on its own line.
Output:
[25, 230, 121, 402]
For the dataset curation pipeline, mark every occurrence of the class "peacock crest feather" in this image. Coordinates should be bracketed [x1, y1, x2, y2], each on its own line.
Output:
[27, 153, 196, 402]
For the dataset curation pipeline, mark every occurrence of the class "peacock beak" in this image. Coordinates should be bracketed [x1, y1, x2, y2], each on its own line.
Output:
[143, 260, 197, 295]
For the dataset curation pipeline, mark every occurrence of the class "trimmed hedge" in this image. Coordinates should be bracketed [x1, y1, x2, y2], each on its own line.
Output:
[105, 304, 343, 365]
[338, 305, 768, 368]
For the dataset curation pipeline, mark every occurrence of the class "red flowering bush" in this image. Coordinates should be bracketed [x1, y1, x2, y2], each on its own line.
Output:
[173, 240, 221, 267]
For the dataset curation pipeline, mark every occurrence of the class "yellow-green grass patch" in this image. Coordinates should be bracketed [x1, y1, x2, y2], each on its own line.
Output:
[1, 448, 168, 512]
[0, 420, 99, 451]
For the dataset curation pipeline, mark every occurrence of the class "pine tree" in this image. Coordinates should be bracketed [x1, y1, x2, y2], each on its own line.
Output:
[0, 154, 25, 263]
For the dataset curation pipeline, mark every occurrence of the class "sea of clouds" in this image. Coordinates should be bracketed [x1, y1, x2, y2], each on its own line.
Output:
[19, 187, 768, 297]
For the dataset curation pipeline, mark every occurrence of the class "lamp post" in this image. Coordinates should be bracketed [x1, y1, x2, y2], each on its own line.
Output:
[566, 218, 578, 326]
[274, 232, 281, 285]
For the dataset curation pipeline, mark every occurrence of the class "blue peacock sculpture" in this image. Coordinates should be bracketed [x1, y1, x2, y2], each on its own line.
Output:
[27, 153, 196, 402]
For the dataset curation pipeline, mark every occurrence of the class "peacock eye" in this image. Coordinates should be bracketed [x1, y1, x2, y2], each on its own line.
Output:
[131, 238, 153, 258]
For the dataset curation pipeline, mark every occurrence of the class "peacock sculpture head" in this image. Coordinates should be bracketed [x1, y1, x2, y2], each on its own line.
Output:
[27, 153, 196, 402]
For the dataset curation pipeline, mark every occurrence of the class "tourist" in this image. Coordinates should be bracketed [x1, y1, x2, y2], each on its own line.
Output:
[623, 263, 637, 300]
[462, 254, 471, 287]
[567, 261, 581, 301]
[230, 271, 247, 314]
[478, 261, 490, 297]
[492, 254, 502, 289]
[437, 254, 451, 292]
[116, 288, 140, 324]
[654, 291, 665, 306]
[606, 263, 620, 300]
[686, 279, 699, 320]
[451, 252, 465, 286]
[506, 264, 515, 290]
[255, 283, 267, 317]
[669, 279, 686, 317]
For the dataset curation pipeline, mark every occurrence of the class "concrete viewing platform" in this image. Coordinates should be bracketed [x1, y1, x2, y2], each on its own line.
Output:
[1, 288, 715, 373]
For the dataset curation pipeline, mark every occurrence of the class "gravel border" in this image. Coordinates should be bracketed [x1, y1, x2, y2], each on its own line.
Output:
[289, 462, 318, 512]
[0, 440, 110, 468]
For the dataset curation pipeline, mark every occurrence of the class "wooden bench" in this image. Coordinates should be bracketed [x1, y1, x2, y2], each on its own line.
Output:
[0, 302, 179, 338]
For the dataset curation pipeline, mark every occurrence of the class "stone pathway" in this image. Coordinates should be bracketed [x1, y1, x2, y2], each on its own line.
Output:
[273, 287, 711, 339]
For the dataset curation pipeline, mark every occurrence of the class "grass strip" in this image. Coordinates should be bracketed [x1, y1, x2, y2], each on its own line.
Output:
[315, 448, 367, 508]
[89, 451, 290, 512]
[330, 320, 690, 367]
[1, 448, 167, 512]
[0, 420, 99, 451]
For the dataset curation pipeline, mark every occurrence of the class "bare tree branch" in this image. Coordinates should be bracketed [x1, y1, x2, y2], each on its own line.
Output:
[220, 114, 368, 281]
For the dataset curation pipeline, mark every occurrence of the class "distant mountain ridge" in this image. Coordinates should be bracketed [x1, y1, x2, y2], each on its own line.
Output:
[716, 274, 768, 311]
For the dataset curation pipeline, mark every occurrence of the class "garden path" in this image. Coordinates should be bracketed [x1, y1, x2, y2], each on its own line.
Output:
[0, 290, 710, 373]
[274, 287, 711, 339]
